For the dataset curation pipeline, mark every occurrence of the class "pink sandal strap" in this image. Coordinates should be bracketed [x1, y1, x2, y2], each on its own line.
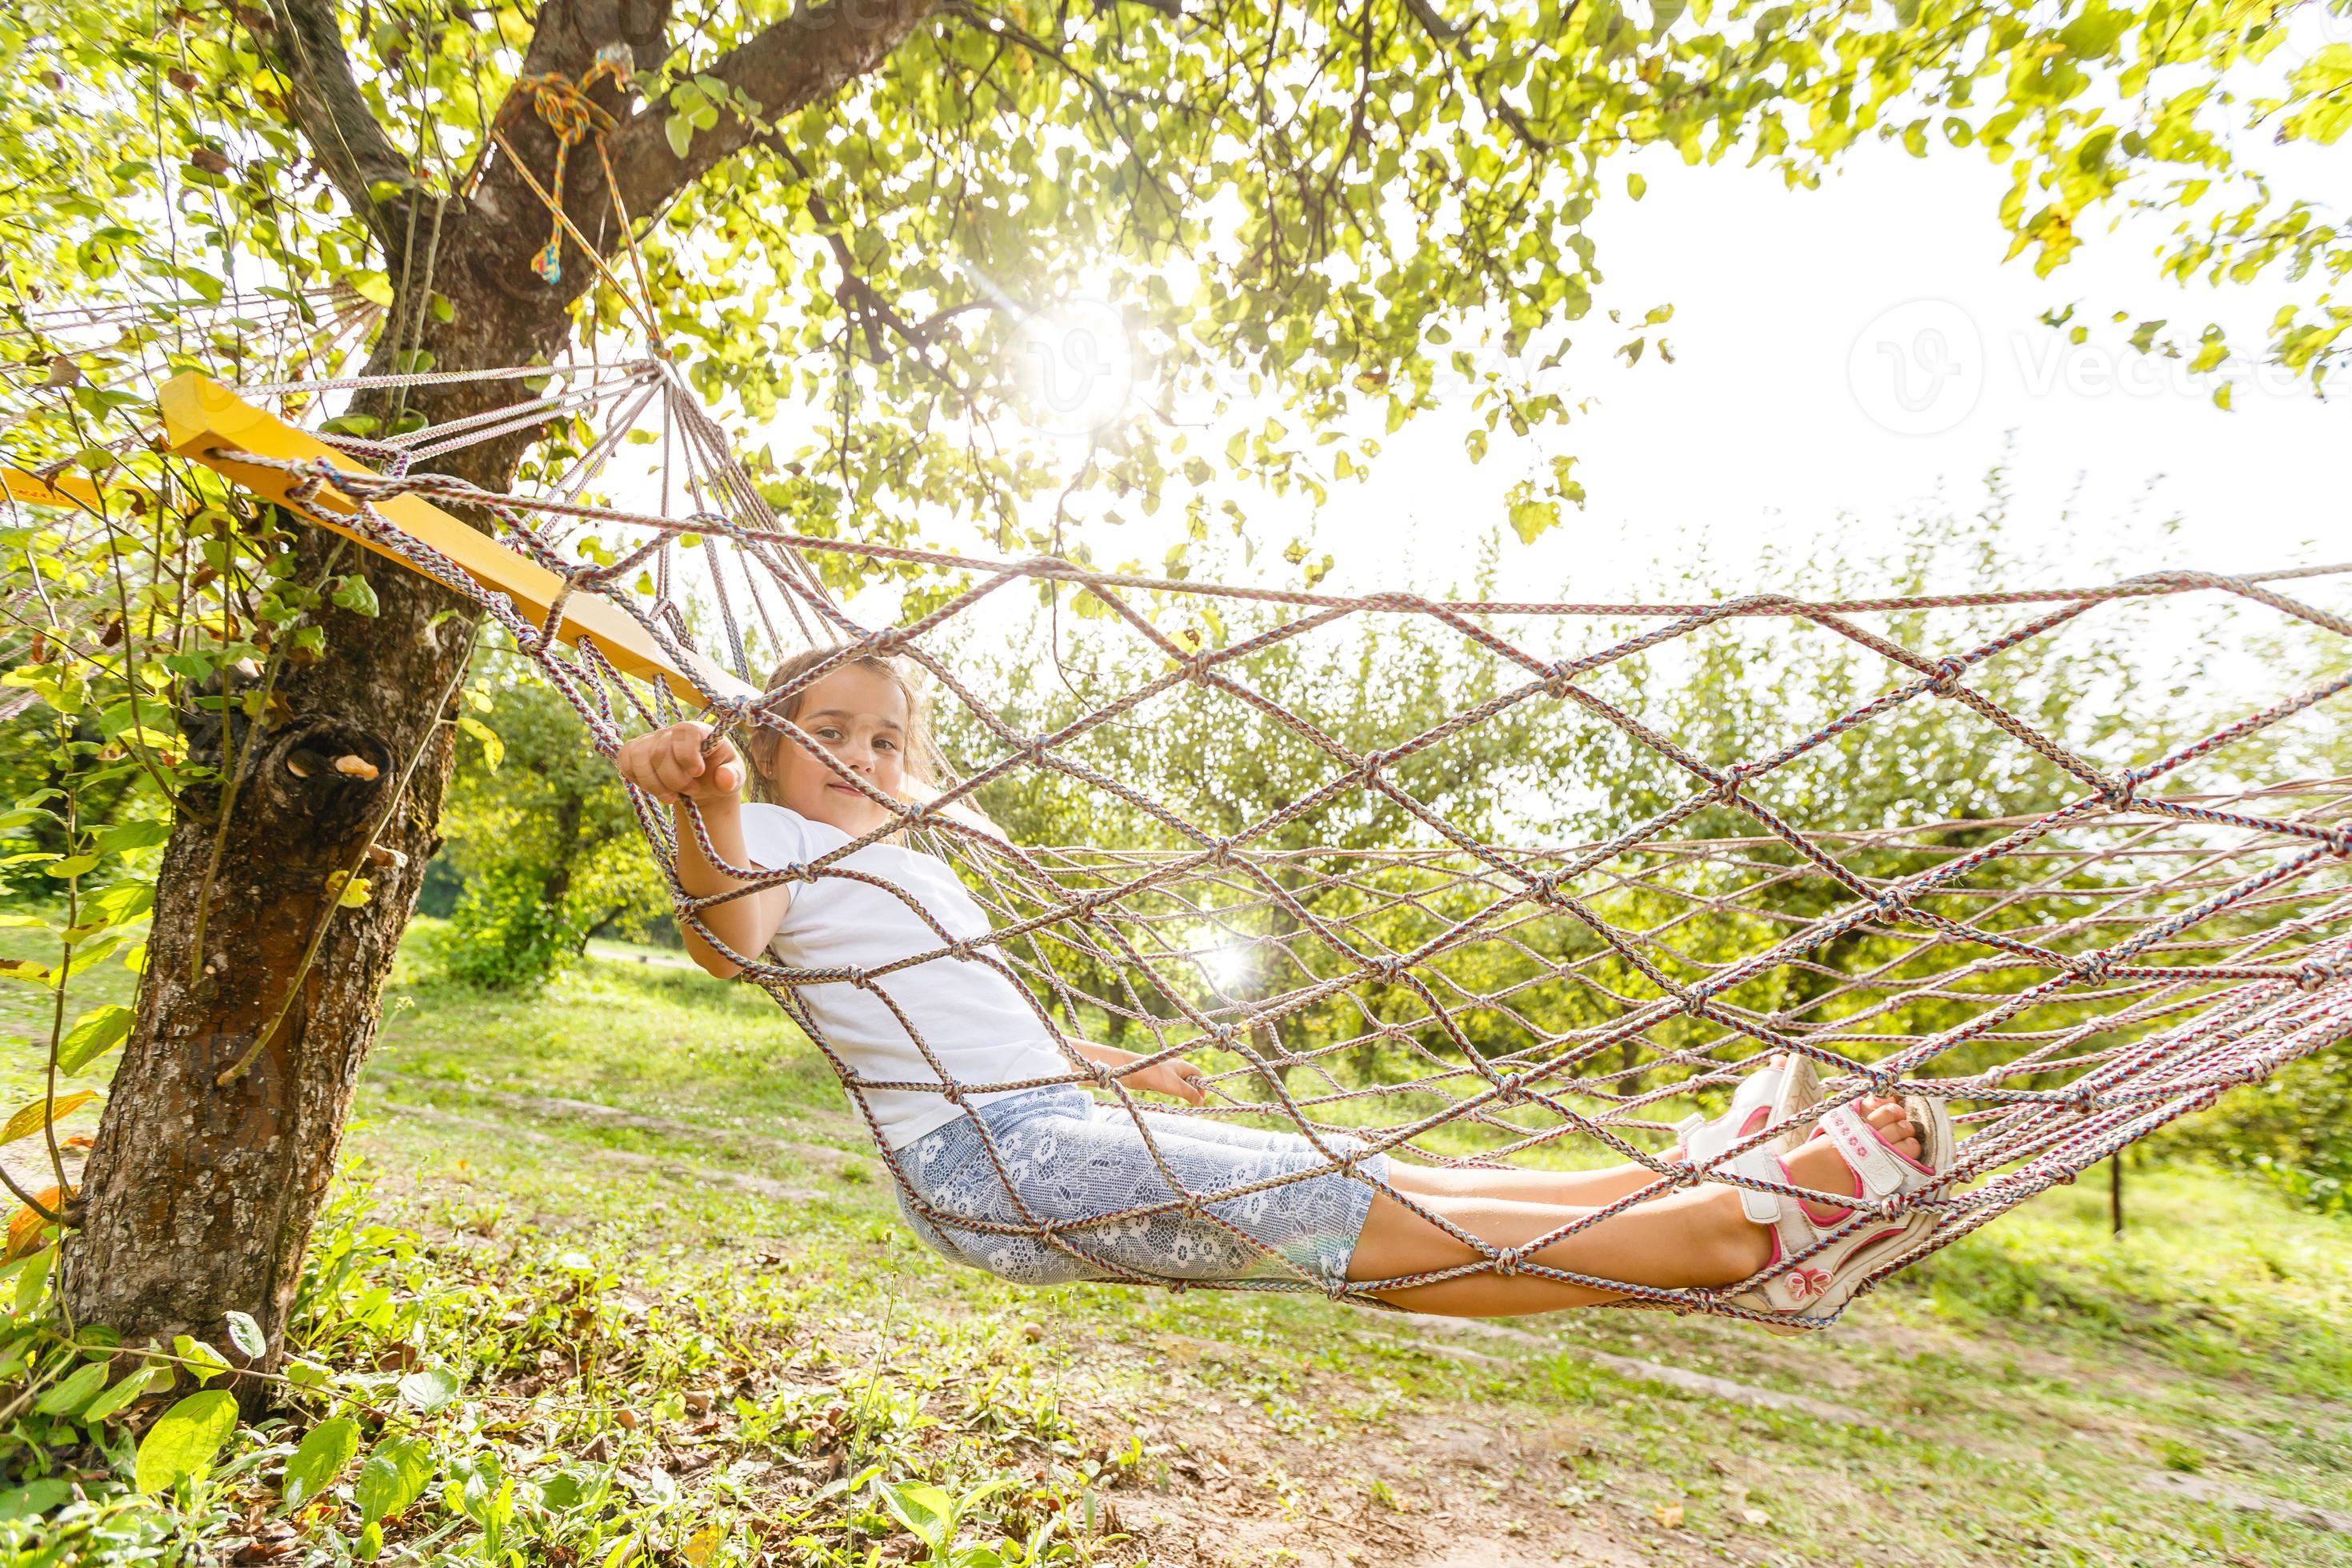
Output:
[1818, 1100, 1926, 1198]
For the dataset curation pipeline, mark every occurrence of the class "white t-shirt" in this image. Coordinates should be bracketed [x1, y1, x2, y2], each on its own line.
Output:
[737, 802, 1075, 1147]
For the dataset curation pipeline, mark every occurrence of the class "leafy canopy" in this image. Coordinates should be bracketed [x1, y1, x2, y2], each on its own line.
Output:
[1, 0, 2344, 578]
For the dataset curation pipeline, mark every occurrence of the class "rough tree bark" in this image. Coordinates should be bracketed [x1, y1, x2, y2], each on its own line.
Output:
[62, 0, 941, 1392]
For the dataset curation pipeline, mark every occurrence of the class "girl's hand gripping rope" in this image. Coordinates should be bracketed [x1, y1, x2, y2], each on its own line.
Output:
[618, 720, 744, 806]
[1123, 1054, 1210, 1105]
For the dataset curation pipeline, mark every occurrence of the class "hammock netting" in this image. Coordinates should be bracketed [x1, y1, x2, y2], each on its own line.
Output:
[105, 358, 2352, 1324]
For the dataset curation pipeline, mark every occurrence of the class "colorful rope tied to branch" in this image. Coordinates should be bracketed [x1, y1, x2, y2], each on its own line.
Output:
[510, 43, 636, 286]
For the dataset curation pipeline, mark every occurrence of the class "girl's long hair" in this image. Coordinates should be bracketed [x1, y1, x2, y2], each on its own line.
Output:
[736, 645, 940, 807]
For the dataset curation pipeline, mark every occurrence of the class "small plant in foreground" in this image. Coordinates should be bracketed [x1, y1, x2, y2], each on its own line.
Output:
[0, 1165, 1150, 1566]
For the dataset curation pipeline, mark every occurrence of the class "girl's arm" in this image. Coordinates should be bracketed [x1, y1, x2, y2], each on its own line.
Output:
[616, 722, 790, 980]
[1072, 1039, 1206, 1105]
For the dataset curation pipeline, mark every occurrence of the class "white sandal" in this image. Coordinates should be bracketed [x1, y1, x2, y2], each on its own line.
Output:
[1722, 1091, 1954, 1334]
[1670, 1054, 1823, 1166]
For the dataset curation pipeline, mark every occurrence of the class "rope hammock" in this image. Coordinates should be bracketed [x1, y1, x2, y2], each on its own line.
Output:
[137, 357, 2352, 1326]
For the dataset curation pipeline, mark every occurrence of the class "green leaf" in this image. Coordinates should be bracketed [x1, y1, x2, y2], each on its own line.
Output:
[2284, 45, 2352, 144]
[457, 715, 504, 772]
[880, 1482, 955, 1554]
[222, 1310, 266, 1360]
[356, 1436, 436, 1523]
[330, 575, 380, 618]
[62, 938, 119, 978]
[34, 1359, 110, 1417]
[666, 114, 694, 160]
[83, 1363, 170, 1422]
[2057, 2, 2130, 59]
[135, 1390, 238, 1495]
[171, 1334, 230, 1386]
[398, 1366, 459, 1411]
[58, 1006, 134, 1073]
[74, 880, 155, 931]
[42, 855, 97, 878]
[1508, 498, 1561, 544]
[283, 1416, 362, 1506]
[174, 265, 225, 305]
[90, 822, 169, 855]
[0, 1479, 70, 1520]
[15, 1249, 53, 1310]
[283, 1357, 332, 1389]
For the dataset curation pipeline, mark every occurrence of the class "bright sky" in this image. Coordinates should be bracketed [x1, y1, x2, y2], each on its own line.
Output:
[1214, 136, 2347, 609]
[794, 128, 2349, 738]
[554, 110, 2348, 722]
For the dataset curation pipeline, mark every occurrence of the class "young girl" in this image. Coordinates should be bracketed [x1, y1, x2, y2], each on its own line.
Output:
[618, 649, 1957, 1326]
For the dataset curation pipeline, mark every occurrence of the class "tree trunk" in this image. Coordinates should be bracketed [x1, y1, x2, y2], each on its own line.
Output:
[62, 548, 472, 1377]
[63, 225, 579, 1387]
[59, 0, 938, 1395]
[540, 794, 586, 910]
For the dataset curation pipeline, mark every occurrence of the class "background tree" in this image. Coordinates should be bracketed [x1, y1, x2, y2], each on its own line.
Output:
[919, 500, 2338, 1155]
[428, 644, 673, 991]
[3, 0, 2347, 1372]
[935, 548, 1571, 1093]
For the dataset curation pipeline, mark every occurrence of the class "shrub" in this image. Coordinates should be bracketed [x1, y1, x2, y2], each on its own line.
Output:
[430, 864, 584, 993]
[2167, 1050, 2352, 1214]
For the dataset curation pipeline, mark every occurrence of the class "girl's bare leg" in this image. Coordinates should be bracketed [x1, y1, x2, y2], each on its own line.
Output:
[1382, 1062, 1837, 1210]
[1349, 1100, 1918, 1317]
[1385, 1159, 1670, 1210]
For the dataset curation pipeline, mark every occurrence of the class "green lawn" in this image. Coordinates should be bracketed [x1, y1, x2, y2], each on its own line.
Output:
[3, 929, 2350, 1566]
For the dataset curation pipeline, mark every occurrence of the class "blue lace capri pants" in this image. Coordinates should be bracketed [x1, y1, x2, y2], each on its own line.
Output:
[889, 1086, 1390, 1293]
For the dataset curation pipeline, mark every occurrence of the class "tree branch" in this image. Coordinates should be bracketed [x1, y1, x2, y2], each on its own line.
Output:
[765, 137, 986, 358]
[1399, 0, 1554, 154]
[605, 0, 946, 221]
[260, 0, 417, 246]
[1398, 0, 1463, 43]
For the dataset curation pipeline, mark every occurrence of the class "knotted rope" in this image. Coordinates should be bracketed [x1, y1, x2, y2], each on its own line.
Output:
[174, 361, 2352, 1328]
[474, 42, 665, 332]
[506, 44, 634, 286]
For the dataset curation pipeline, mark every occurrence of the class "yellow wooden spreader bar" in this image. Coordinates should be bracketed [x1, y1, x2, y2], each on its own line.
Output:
[2, 466, 109, 511]
[158, 372, 756, 705]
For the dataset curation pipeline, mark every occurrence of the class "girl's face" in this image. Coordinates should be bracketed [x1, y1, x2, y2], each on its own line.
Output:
[762, 664, 912, 837]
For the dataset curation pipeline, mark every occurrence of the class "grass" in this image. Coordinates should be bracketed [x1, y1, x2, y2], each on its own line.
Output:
[2, 926, 2349, 1566]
